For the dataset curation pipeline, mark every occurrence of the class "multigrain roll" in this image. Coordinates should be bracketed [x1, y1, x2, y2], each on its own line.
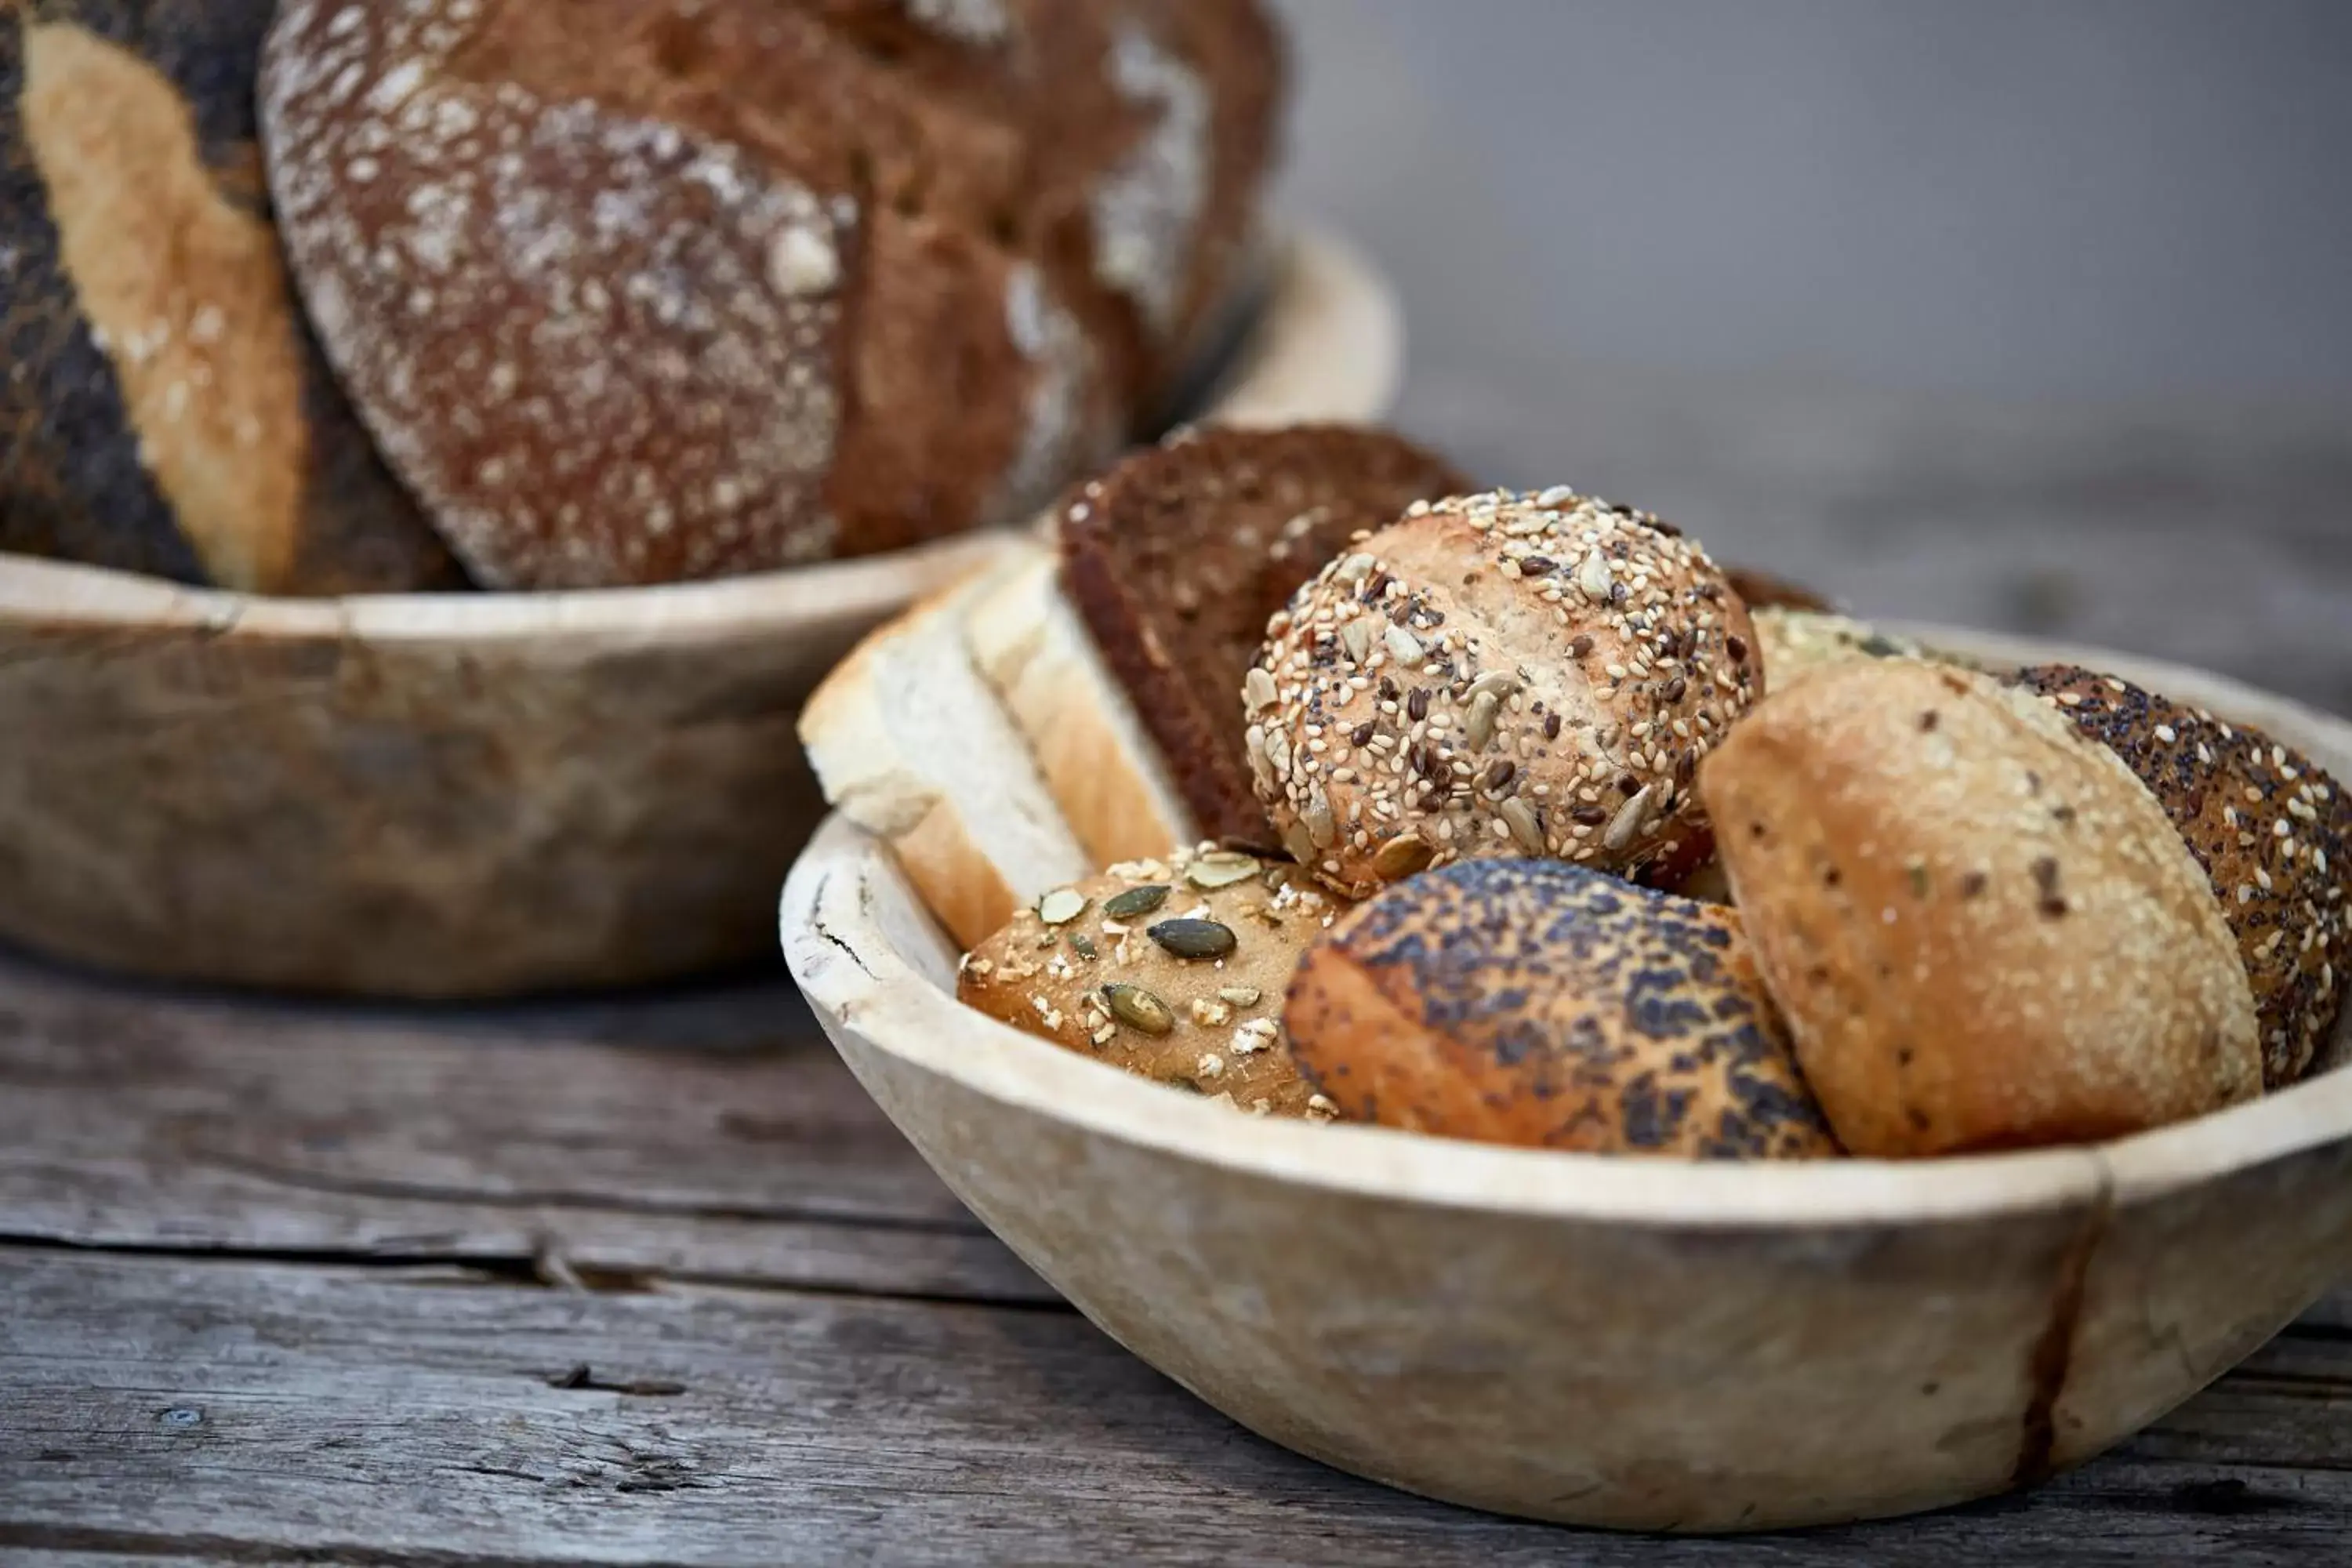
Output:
[957, 844, 1345, 1118]
[1246, 488, 1764, 899]
[2013, 664, 2348, 1087]
[1285, 858, 1838, 1156]
[259, 0, 1283, 587]
[1700, 660, 2261, 1157]
[0, 1, 462, 593]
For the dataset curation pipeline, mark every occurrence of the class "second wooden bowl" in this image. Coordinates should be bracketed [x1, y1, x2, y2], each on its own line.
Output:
[0, 227, 1402, 998]
[780, 629, 2352, 1533]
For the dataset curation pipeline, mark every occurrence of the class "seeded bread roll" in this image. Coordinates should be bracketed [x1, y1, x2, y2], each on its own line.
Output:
[1057, 423, 1472, 846]
[1700, 660, 2261, 1157]
[1285, 858, 1837, 1156]
[2013, 664, 2348, 1087]
[1247, 488, 1763, 900]
[260, 0, 1282, 588]
[1, 2, 461, 593]
[957, 844, 1345, 1118]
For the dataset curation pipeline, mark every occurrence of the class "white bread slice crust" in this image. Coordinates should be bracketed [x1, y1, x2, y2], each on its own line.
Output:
[967, 550, 1201, 867]
[800, 559, 1088, 951]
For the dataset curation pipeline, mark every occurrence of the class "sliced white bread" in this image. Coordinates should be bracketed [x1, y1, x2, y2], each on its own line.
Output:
[799, 558, 1088, 951]
[967, 550, 1201, 867]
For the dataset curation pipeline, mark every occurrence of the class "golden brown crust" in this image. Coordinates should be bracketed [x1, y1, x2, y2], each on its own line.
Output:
[1247, 488, 1763, 899]
[1285, 858, 1838, 1157]
[2013, 663, 2348, 1087]
[1700, 660, 2261, 1157]
[260, 0, 1276, 586]
[956, 844, 1345, 1117]
[1057, 423, 1471, 847]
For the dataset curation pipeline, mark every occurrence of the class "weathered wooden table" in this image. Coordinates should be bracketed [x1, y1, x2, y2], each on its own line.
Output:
[6, 387, 2352, 1564]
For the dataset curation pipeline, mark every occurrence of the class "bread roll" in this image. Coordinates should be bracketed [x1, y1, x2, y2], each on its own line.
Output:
[958, 844, 1344, 1119]
[1752, 608, 1923, 688]
[1247, 488, 1763, 899]
[0, 3, 460, 593]
[1699, 660, 2261, 1157]
[1285, 858, 1838, 1156]
[1724, 566, 1835, 614]
[1057, 423, 1471, 846]
[2013, 663, 2347, 1087]
[259, 0, 1282, 587]
[800, 557, 1088, 950]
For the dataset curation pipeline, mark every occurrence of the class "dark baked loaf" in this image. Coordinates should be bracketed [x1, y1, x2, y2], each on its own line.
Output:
[1285, 858, 1838, 1157]
[1058, 424, 1471, 847]
[2013, 664, 2348, 1087]
[260, 0, 1283, 588]
[0, 2, 461, 593]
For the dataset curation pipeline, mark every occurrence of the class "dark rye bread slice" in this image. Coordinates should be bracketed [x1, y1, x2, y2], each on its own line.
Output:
[1057, 423, 1472, 845]
[2013, 664, 2349, 1087]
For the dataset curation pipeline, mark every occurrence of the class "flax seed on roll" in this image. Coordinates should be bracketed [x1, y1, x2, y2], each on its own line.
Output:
[1285, 858, 1838, 1157]
[2013, 664, 2348, 1087]
[1700, 660, 2262, 1157]
[1245, 488, 1765, 900]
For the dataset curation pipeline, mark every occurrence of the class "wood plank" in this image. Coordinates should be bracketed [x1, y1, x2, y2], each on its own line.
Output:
[5, 1250, 2352, 1567]
[0, 947, 1051, 1305]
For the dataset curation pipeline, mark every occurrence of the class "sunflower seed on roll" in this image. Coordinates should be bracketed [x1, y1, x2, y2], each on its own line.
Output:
[1244, 488, 1765, 899]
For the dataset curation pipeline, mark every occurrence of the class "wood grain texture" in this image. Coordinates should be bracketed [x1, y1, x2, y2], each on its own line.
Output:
[5, 1250, 2352, 1568]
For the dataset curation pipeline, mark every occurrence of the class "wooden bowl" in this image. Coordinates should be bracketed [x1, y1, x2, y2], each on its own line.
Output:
[0, 227, 1401, 999]
[780, 629, 2352, 1534]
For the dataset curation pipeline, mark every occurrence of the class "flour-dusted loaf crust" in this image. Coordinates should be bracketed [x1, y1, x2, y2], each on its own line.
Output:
[1285, 858, 1837, 1156]
[957, 844, 1345, 1118]
[2013, 664, 2348, 1087]
[1753, 608, 1923, 688]
[1058, 423, 1471, 846]
[1248, 488, 1763, 899]
[1700, 660, 2261, 1157]
[1, 2, 460, 593]
[967, 544, 1200, 865]
[259, 0, 1281, 588]
[800, 557, 1088, 950]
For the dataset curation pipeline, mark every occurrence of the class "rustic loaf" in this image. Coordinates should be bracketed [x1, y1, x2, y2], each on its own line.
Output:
[1285, 858, 1838, 1156]
[259, 0, 1283, 588]
[0, 1, 460, 593]
[1752, 608, 1925, 688]
[967, 544, 1201, 866]
[2013, 663, 2348, 1087]
[1057, 423, 1472, 846]
[800, 557, 1089, 951]
[1247, 488, 1763, 900]
[957, 843, 1344, 1119]
[1700, 660, 2261, 1157]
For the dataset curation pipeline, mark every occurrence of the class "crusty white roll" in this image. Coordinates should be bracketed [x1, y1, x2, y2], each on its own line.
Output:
[1245, 488, 1764, 899]
[1699, 659, 2262, 1157]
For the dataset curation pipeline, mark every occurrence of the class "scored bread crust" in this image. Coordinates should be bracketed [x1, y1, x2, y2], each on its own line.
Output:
[259, 0, 1278, 587]
[1058, 423, 1472, 847]
[956, 844, 1345, 1119]
[800, 559, 1088, 950]
[1285, 858, 1838, 1157]
[1248, 488, 1762, 899]
[967, 546, 1201, 866]
[1700, 660, 2261, 1158]
[2013, 663, 2348, 1087]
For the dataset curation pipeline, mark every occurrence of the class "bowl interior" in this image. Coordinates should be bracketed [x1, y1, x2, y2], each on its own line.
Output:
[785, 623, 2352, 1225]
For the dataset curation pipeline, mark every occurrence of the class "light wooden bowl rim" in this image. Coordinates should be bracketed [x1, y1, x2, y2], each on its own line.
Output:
[0, 225, 1400, 644]
[784, 626, 2352, 1230]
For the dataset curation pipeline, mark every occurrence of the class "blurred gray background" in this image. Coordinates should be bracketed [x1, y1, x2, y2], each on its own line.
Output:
[1269, 0, 2352, 710]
